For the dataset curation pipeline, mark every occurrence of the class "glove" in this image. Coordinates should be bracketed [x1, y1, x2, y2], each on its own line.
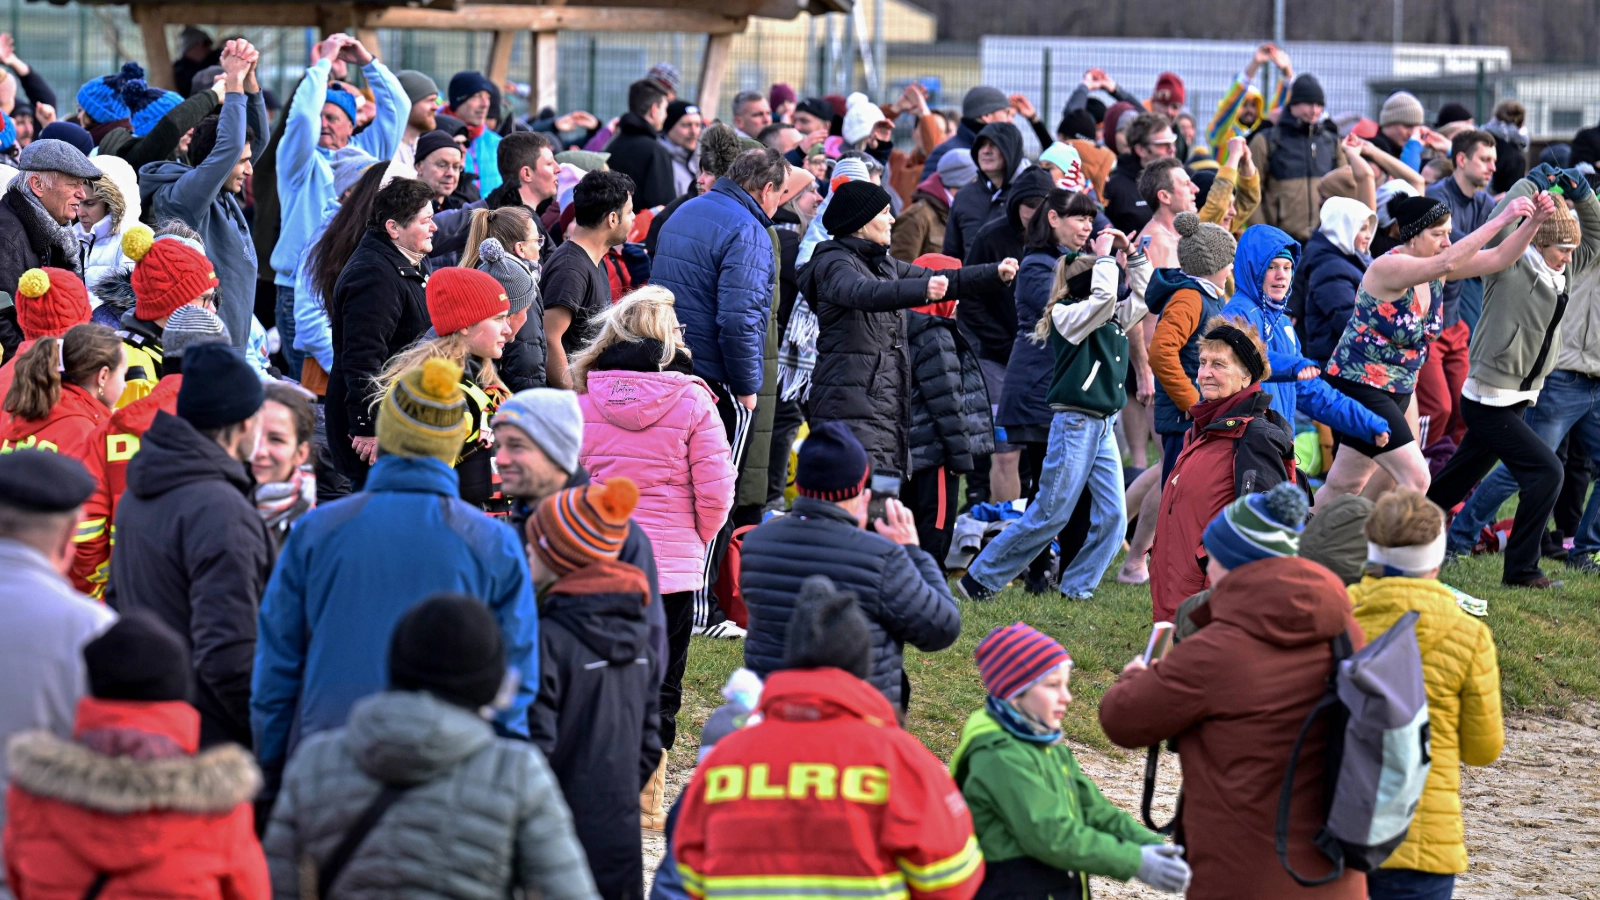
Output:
[1135, 844, 1192, 894]
[1559, 166, 1594, 202]
[1523, 162, 1561, 190]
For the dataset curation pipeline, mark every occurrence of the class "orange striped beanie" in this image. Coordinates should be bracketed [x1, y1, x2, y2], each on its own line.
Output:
[527, 477, 639, 575]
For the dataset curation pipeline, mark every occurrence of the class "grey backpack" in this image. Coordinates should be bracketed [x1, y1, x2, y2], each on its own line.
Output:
[1277, 609, 1432, 886]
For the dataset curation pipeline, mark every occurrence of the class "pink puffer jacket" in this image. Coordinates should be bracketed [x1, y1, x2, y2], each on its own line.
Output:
[580, 369, 737, 593]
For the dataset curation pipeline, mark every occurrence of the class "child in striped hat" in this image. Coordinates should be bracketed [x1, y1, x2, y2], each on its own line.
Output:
[949, 622, 1190, 896]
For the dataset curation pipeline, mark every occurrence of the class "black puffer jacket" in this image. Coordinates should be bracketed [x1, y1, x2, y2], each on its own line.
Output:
[907, 311, 992, 475]
[959, 166, 1053, 364]
[797, 236, 1004, 478]
[738, 497, 961, 707]
[604, 111, 677, 210]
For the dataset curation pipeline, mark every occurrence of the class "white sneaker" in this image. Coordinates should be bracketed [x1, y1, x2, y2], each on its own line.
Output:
[697, 620, 747, 640]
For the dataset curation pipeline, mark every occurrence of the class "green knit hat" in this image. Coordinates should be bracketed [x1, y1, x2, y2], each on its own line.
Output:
[1202, 482, 1307, 570]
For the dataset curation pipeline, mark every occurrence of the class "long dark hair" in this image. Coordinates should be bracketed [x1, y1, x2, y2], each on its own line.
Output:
[307, 162, 390, 308]
[1023, 188, 1099, 252]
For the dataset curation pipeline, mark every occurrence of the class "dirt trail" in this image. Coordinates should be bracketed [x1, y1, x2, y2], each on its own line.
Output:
[643, 706, 1600, 899]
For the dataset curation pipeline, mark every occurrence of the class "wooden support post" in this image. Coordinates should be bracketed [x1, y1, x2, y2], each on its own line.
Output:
[131, 6, 175, 92]
[487, 30, 517, 86]
[530, 31, 559, 114]
[355, 27, 382, 62]
[698, 33, 733, 120]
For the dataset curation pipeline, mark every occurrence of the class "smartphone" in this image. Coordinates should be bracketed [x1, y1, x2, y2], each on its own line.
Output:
[866, 473, 902, 526]
[1143, 622, 1175, 664]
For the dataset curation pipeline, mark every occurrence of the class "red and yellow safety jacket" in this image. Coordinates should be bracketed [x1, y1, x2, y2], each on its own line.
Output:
[70, 374, 181, 597]
[675, 667, 984, 900]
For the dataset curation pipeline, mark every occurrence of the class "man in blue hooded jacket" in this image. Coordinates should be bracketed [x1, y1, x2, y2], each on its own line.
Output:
[1221, 224, 1389, 448]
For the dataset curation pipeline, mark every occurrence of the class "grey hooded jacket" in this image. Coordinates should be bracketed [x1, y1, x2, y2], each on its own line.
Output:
[262, 691, 599, 900]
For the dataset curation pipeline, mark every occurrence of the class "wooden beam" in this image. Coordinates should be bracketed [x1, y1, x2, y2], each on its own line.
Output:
[129, 6, 175, 92]
[486, 30, 517, 87]
[530, 30, 559, 114]
[697, 33, 732, 121]
[355, 27, 382, 61]
[369, 5, 746, 34]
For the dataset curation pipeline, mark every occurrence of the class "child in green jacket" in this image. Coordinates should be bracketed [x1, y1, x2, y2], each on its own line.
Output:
[950, 623, 1190, 898]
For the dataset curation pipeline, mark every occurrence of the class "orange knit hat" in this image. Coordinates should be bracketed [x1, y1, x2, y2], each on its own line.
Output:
[123, 225, 219, 321]
[527, 478, 639, 575]
[15, 267, 91, 340]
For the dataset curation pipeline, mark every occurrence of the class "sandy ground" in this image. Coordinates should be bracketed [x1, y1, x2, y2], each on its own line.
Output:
[642, 704, 1600, 898]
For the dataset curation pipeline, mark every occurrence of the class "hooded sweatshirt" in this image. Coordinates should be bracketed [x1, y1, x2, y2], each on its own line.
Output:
[1145, 266, 1227, 435]
[1294, 198, 1373, 364]
[959, 166, 1052, 364]
[943, 121, 1026, 261]
[1221, 224, 1387, 442]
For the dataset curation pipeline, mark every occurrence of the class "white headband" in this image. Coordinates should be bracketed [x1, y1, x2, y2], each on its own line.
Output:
[1366, 531, 1447, 577]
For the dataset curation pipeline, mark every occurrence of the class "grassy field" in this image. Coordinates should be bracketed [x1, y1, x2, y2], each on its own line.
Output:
[669, 550, 1600, 769]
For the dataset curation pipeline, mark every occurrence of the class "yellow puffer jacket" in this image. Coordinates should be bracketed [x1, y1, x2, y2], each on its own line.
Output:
[1349, 575, 1503, 874]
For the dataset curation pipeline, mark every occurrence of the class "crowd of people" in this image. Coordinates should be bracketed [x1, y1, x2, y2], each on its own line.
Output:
[2, 24, 1592, 900]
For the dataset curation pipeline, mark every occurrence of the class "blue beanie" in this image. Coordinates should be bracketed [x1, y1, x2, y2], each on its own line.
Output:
[324, 88, 358, 125]
[795, 421, 870, 501]
[1202, 482, 1309, 571]
[447, 70, 495, 111]
[38, 121, 92, 156]
[129, 87, 183, 137]
[76, 61, 143, 125]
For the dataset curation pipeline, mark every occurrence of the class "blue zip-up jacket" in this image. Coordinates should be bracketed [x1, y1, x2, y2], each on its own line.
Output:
[250, 455, 538, 768]
[1222, 225, 1388, 441]
[271, 57, 405, 287]
[649, 177, 777, 396]
[996, 246, 1065, 431]
[291, 198, 339, 370]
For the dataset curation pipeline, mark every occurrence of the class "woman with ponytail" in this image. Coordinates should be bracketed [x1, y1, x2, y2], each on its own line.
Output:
[466, 207, 549, 389]
[0, 322, 125, 461]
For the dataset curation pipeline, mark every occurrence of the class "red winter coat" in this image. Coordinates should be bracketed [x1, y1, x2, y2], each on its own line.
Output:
[1099, 557, 1367, 900]
[3, 697, 268, 900]
[1148, 384, 1294, 622]
[675, 667, 983, 900]
[0, 382, 111, 462]
[70, 374, 180, 596]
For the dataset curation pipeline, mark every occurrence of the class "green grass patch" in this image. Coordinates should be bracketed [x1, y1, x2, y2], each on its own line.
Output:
[670, 551, 1600, 768]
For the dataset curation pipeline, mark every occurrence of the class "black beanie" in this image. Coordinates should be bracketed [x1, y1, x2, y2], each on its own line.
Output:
[1435, 102, 1473, 128]
[1390, 195, 1451, 242]
[83, 613, 191, 702]
[795, 420, 869, 501]
[782, 576, 872, 680]
[176, 343, 265, 431]
[823, 180, 893, 237]
[1287, 74, 1325, 108]
[1059, 108, 1098, 142]
[415, 129, 461, 166]
[389, 593, 506, 711]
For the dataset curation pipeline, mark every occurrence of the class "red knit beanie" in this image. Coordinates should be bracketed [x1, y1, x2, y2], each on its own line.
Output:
[123, 226, 219, 321]
[527, 478, 639, 576]
[15, 267, 91, 340]
[427, 267, 510, 336]
[1152, 72, 1185, 107]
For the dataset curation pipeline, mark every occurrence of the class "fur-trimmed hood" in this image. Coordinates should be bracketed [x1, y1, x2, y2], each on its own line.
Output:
[6, 731, 261, 815]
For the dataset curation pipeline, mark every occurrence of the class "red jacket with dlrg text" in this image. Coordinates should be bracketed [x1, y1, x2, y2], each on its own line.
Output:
[674, 667, 983, 900]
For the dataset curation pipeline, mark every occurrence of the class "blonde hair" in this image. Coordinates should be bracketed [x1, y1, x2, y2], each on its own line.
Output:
[1030, 254, 1093, 345]
[569, 285, 686, 393]
[371, 331, 502, 409]
[460, 206, 537, 268]
[1366, 488, 1445, 548]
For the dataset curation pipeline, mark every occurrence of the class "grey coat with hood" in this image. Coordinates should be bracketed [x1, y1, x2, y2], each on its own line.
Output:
[139, 90, 270, 350]
[263, 690, 599, 900]
[942, 121, 1026, 262]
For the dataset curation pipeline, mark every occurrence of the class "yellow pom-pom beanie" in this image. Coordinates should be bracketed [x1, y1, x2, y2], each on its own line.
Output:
[375, 357, 470, 465]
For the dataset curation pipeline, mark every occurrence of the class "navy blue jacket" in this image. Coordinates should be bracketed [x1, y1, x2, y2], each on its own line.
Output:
[1144, 267, 1225, 436]
[650, 177, 777, 396]
[739, 497, 960, 707]
[1298, 230, 1366, 365]
[997, 247, 1068, 432]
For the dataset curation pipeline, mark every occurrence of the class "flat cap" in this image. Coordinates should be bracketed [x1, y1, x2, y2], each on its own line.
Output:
[0, 449, 96, 512]
[17, 139, 101, 180]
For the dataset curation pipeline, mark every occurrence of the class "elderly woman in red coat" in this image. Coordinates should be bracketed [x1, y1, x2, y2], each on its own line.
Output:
[1147, 316, 1295, 622]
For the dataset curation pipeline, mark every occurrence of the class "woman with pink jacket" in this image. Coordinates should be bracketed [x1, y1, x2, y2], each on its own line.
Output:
[571, 285, 736, 755]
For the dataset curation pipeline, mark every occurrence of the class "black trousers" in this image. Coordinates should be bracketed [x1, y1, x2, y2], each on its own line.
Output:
[907, 465, 961, 568]
[1429, 398, 1564, 584]
[658, 590, 694, 751]
[1554, 428, 1594, 540]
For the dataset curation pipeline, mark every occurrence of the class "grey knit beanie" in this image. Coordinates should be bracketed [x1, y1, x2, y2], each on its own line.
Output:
[475, 238, 539, 315]
[1174, 211, 1237, 277]
[397, 70, 440, 106]
[162, 304, 230, 360]
[1379, 91, 1425, 128]
[962, 86, 1009, 121]
[492, 388, 582, 475]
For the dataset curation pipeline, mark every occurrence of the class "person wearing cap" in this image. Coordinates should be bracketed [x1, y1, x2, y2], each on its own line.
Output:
[0, 138, 100, 358]
[253, 357, 540, 804]
[942, 119, 1026, 260]
[1347, 489, 1503, 899]
[921, 84, 1014, 179]
[769, 82, 796, 124]
[1205, 44, 1292, 166]
[1101, 528, 1367, 900]
[659, 99, 702, 197]
[68, 306, 229, 599]
[140, 40, 268, 354]
[4, 613, 269, 899]
[1247, 72, 1346, 241]
[443, 70, 504, 196]
[105, 342, 269, 752]
[890, 148, 972, 263]
[412, 127, 467, 210]
[951, 623, 1185, 897]
[261, 593, 598, 900]
[522, 477, 661, 899]
[73, 153, 141, 292]
[605, 77, 677, 210]
[739, 420, 960, 708]
[1373, 91, 1432, 172]
[71, 62, 138, 135]
[1425, 165, 1600, 587]
[0, 321, 123, 461]
[111, 225, 223, 408]
[842, 84, 944, 209]
[393, 68, 440, 172]
[273, 33, 405, 371]
[172, 25, 219, 97]
[674, 575, 984, 900]
[0, 449, 116, 884]
[1319, 192, 1548, 507]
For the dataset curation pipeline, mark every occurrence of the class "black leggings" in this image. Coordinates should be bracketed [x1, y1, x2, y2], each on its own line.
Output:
[1428, 399, 1564, 584]
[659, 590, 694, 750]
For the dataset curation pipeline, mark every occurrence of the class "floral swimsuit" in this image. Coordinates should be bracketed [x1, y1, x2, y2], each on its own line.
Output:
[1326, 268, 1445, 394]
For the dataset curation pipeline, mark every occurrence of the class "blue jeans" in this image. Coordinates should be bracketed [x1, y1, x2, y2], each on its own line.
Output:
[1366, 869, 1455, 900]
[275, 284, 305, 380]
[969, 410, 1125, 598]
[1448, 369, 1600, 557]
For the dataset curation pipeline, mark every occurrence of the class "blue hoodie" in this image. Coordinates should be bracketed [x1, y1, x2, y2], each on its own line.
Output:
[1221, 225, 1388, 442]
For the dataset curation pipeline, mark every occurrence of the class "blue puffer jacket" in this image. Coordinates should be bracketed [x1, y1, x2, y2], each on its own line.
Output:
[738, 497, 960, 707]
[1222, 225, 1388, 442]
[1298, 230, 1367, 365]
[997, 246, 1068, 433]
[251, 455, 539, 769]
[649, 178, 777, 397]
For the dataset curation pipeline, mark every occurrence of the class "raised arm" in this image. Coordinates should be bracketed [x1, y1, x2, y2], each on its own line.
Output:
[277, 56, 333, 190]
[1452, 190, 1554, 281]
[1365, 194, 1537, 295]
[352, 53, 407, 161]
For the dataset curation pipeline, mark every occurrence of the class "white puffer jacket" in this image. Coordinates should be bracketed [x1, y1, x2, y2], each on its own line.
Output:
[75, 154, 141, 293]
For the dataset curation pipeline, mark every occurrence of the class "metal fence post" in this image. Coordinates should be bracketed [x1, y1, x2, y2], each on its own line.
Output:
[1475, 60, 1486, 124]
[1042, 47, 1052, 127]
